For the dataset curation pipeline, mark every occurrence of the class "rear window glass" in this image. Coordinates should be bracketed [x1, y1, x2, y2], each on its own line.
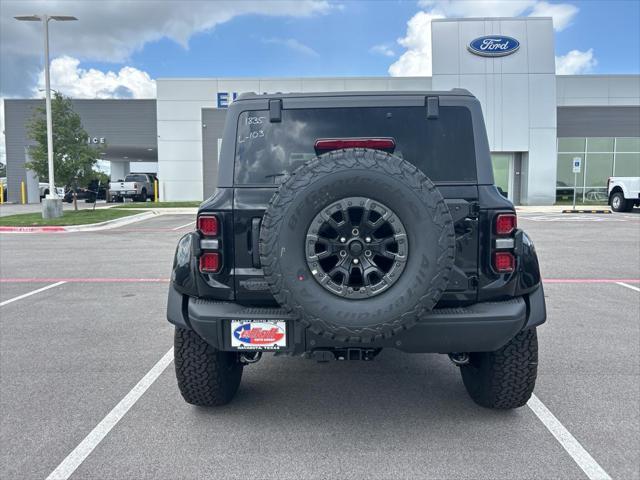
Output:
[125, 174, 147, 182]
[234, 106, 476, 185]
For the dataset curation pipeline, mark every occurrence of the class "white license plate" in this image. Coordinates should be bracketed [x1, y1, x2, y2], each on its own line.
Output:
[230, 320, 287, 349]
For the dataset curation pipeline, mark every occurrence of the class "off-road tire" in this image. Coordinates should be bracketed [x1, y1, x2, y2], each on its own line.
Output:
[461, 328, 538, 409]
[138, 189, 147, 203]
[260, 148, 455, 343]
[174, 327, 243, 406]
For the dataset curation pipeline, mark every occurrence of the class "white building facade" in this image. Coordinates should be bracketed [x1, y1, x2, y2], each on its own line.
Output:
[5, 17, 637, 205]
[156, 17, 639, 204]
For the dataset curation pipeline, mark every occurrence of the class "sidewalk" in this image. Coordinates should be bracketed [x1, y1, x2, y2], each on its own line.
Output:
[515, 205, 610, 213]
[0, 201, 107, 217]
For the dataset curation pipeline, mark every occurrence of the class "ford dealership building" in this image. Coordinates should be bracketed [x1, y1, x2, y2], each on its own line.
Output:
[4, 17, 640, 204]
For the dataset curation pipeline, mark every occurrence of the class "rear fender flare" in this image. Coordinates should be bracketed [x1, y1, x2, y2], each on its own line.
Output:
[171, 232, 200, 297]
[514, 230, 542, 295]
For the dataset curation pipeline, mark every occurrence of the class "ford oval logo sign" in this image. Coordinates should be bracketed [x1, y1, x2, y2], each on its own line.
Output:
[468, 36, 520, 57]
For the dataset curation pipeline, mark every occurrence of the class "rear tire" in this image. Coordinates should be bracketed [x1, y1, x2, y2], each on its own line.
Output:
[460, 328, 538, 409]
[174, 327, 243, 406]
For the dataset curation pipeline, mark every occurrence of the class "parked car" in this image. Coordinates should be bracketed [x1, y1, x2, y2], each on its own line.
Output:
[555, 180, 574, 201]
[38, 183, 65, 200]
[63, 180, 108, 203]
[109, 173, 156, 202]
[166, 90, 546, 410]
[608, 176, 640, 212]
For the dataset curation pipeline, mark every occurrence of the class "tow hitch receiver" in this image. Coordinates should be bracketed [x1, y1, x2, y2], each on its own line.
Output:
[311, 349, 380, 362]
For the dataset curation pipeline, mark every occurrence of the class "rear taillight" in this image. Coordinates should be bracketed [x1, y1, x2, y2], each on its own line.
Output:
[197, 215, 219, 236]
[493, 252, 515, 273]
[199, 252, 220, 273]
[495, 213, 517, 235]
[492, 212, 517, 273]
[314, 138, 396, 153]
[198, 214, 221, 274]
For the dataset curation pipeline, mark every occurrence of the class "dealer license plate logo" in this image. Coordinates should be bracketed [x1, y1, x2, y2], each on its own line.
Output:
[231, 320, 286, 349]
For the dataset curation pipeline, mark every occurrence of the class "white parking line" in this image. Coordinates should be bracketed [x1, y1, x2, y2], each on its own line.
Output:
[528, 394, 612, 480]
[46, 348, 174, 480]
[616, 282, 640, 292]
[172, 220, 195, 231]
[0, 281, 66, 307]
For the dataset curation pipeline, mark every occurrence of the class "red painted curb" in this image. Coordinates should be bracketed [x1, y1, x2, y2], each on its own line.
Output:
[0, 226, 66, 233]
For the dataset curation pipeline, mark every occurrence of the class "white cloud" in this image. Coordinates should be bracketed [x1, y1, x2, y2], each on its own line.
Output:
[0, 0, 333, 96]
[36, 56, 156, 99]
[555, 49, 597, 74]
[390, 0, 581, 77]
[370, 44, 396, 57]
[263, 38, 319, 57]
[529, 1, 578, 31]
[0, 57, 157, 165]
[389, 11, 444, 76]
[418, 0, 537, 18]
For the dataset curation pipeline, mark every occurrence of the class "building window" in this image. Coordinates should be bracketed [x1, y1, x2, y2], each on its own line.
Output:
[556, 137, 640, 204]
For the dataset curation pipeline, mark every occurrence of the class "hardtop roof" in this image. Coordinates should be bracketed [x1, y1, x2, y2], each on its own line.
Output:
[234, 89, 474, 103]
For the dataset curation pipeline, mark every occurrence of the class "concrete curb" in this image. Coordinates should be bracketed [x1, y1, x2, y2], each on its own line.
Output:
[560, 209, 611, 214]
[107, 207, 198, 215]
[64, 211, 158, 232]
[0, 211, 157, 233]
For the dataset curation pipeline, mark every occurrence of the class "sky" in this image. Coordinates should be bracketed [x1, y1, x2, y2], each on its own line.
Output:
[1, 0, 639, 163]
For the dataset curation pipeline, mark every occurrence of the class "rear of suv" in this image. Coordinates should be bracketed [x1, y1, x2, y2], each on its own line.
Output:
[167, 90, 546, 409]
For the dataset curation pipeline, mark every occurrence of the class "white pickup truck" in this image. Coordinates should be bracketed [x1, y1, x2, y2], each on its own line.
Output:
[109, 173, 156, 202]
[608, 177, 640, 212]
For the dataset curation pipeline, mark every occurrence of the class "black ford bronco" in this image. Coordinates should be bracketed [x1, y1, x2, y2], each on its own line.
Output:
[167, 90, 546, 409]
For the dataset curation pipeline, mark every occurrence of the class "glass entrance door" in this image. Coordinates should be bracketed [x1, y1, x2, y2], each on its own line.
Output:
[491, 153, 513, 200]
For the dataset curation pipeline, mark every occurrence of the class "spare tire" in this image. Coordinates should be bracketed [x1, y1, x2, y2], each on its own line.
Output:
[259, 148, 454, 343]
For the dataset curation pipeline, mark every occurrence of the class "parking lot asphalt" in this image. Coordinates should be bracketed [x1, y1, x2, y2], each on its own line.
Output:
[1, 212, 638, 480]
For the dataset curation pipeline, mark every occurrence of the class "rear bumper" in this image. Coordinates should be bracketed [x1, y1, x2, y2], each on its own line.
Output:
[167, 284, 546, 354]
[110, 191, 138, 197]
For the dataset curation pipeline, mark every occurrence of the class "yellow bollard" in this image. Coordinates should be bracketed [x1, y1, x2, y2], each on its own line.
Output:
[0, 183, 4, 205]
[21, 181, 26, 205]
[154, 179, 159, 203]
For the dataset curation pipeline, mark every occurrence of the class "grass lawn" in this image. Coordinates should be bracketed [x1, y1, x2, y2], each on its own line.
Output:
[111, 201, 201, 209]
[0, 209, 141, 227]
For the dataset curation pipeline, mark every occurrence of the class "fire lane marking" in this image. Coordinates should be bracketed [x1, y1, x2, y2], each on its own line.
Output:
[1, 278, 638, 285]
[0, 278, 169, 283]
[45, 348, 174, 480]
[528, 394, 612, 480]
[0, 281, 66, 307]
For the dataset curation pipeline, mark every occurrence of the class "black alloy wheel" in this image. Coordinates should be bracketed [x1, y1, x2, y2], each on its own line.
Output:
[305, 196, 408, 299]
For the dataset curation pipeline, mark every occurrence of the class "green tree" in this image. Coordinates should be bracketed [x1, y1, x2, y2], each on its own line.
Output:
[26, 93, 101, 191]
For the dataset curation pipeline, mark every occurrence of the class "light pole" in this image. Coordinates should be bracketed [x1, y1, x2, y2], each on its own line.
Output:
[15, 14, 77, 218]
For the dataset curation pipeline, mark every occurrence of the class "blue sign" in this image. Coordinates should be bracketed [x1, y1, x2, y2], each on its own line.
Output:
[468, 36, 520, 57]
[217, 92, 238, 108]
